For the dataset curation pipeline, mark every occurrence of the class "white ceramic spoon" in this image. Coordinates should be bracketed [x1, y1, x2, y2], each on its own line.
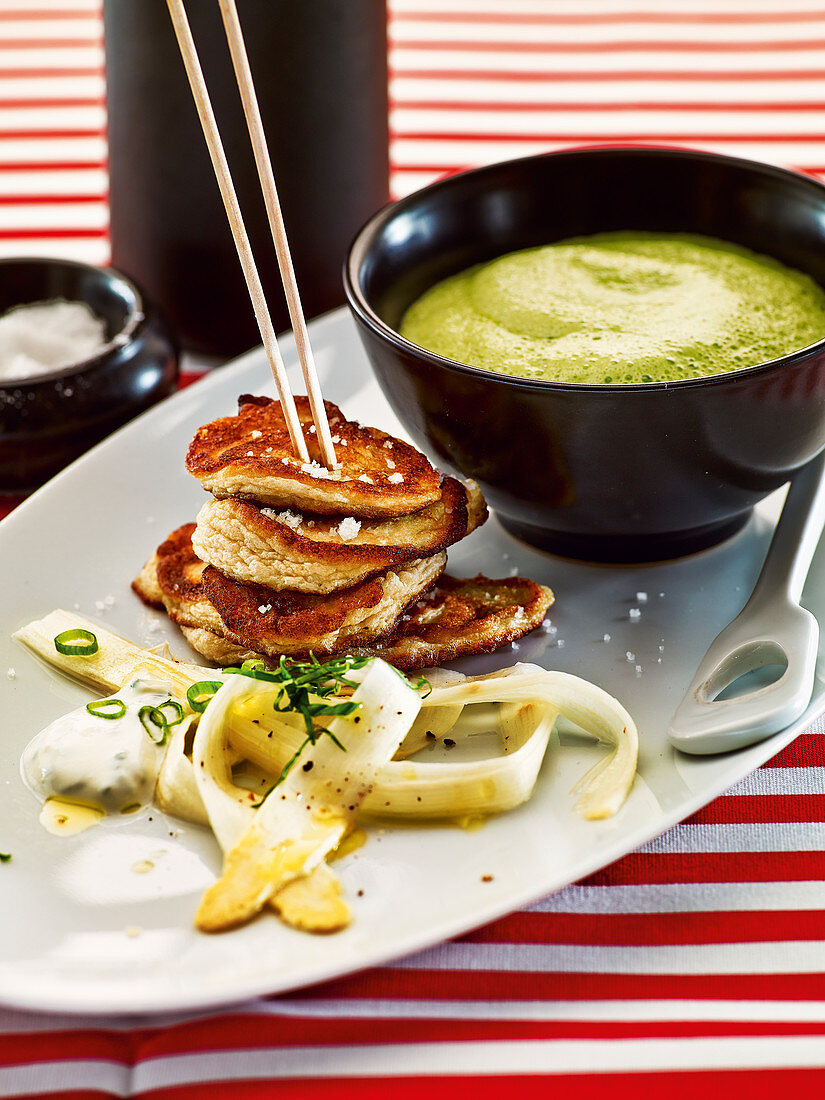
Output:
[668, 451, 825, 755]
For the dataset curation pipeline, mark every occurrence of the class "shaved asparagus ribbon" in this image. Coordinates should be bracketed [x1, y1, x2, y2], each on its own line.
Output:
[193, 659, 422, 931]
[15, 610, 638, 934]
[187, 662, 638, 853]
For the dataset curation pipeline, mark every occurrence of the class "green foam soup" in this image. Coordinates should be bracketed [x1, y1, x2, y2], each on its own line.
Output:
[399, 232, 825, 385]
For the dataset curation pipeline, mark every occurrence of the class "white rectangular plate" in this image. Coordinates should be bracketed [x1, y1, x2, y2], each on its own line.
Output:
[1, 309, 823, 1015]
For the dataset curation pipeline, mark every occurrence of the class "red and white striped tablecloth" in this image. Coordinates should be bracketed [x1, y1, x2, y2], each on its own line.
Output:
[4, 1, 825, 1095]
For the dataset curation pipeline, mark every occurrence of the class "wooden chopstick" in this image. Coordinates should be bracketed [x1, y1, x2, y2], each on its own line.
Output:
[166, 0, 310, 464]
[218, 0, 338, 471]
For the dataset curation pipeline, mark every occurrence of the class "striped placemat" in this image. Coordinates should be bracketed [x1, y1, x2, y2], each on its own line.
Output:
[389, 0, 825, 196]
[0, 0, 107, 266]
[3, 1, 825, 1095]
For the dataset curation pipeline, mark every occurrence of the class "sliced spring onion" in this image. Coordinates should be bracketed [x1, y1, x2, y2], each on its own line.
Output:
[54, 628, 98, 657]
[0, 853, 11, 863]
[186, 680, 223, 713]
[241, 659, 267, 672]
[85, 698, 126, 720]
[138, 703, 170, 745]
[155, 699, 185, 728]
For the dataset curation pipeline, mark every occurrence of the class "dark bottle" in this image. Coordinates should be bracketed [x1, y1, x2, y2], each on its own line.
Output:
[103, 0, 389, 357]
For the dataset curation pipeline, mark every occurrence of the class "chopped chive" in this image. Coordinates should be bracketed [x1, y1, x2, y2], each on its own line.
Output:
[223, 652, 373, 789]
[0, 853, 10, 863]
[224, 666, 282, 684]
[86, 698, 126, 720]
[186, 680, 223, 713]
[54, 628, 98, 656]
[413, 674, 432, 698]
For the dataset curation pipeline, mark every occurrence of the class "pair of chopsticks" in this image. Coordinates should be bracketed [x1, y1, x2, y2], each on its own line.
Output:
[166, 0, 336, 469]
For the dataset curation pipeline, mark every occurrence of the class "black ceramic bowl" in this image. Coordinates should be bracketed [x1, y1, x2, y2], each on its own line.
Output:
[345, 147, 825, 561]
[0, 257, 178, 493]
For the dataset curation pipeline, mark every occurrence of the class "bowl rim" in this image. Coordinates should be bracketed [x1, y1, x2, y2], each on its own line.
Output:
[344, 144, 825, 393]
[0, 256, 146, 388]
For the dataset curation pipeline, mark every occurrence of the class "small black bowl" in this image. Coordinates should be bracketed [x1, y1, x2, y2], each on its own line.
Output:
[0, 257, 178, 493]
[345, 147, 825, 561]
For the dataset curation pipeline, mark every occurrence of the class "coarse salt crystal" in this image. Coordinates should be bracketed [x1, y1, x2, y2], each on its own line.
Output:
[250, 430, 262, 439]
[301, 461, 335, 480]
[383, 440, 393, 449]
[358, 474, 374, 484]
[309, 425, 316, 433]
[635, 665, 643, 677]
[626, 651, 635, 662]
[511, 642, 520, 651]
[509, 566, 519, 577]
[636, 591, 648, 602]
[337, 517, 361, 541]
[556, 639, 565, 648]
[95, 600, 105, 612]
[104, 595, 116, 607]
[603, 633, 611, 643]
[257, 604, 272, 614]
[261, 508, 301, 529]
[629, 607, 641, 620]
[6, 668, 15, 680]
[246, 450, 254, 457]
[282, 457, 289, 465]
[388, 473, 404, 484]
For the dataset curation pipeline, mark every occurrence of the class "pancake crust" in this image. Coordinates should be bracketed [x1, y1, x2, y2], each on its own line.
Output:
[192, 477, 487, 594]
[186, 394, 441, 517]
[133, 523, 446, 657]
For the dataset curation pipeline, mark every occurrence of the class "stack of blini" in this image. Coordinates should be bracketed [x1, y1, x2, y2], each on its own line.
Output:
[133, 394, 554, 669]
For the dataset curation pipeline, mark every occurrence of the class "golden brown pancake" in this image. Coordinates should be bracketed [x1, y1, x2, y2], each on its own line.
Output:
[179, 574, 553, 670]
[131, 523, 226, 634]
[133, 523, 446, 658]
[199, 557, 445, 657]
[186, 394, 441, 517]
[350, 574, 555, 670]
[191, 477, 487, 594]
[135, 530, 553, 670]
[177, 625, 262, 667]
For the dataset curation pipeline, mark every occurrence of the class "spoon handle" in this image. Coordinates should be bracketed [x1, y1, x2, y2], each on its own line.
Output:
[668, 451, 825, 755]
[753, 451, 825, 605]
